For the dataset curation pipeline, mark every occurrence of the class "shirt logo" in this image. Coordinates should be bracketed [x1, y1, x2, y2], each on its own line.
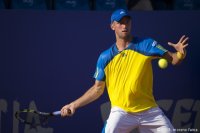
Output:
[152, 41, 157, 47]
[121, 52, 127, 57]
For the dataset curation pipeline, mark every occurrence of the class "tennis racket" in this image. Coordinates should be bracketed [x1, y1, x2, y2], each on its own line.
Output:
[15, 109, 65, 127]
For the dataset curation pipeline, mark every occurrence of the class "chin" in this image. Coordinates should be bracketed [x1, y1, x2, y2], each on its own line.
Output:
[118, 32, 131, 39]
[123, 33, 130, 38]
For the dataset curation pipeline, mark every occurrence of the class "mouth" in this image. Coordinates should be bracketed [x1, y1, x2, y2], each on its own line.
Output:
[122, 29, 128, 32]
[122, 30, 128, 33]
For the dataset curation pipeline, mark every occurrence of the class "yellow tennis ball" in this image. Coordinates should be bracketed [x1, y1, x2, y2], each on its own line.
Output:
[158, 59, 168, 69]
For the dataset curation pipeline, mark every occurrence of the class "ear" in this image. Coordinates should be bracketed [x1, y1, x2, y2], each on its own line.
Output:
[110, 23, 115, 30]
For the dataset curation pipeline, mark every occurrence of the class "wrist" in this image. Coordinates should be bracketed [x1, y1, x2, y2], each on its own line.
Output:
[70, 102, 78, 110]
[176, 51, 186, 60]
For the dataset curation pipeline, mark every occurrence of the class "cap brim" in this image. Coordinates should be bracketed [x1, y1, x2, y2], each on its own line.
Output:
[113, 15, 131, 23]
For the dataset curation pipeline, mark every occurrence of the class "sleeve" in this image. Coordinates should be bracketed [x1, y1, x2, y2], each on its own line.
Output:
[144, 38, 168, 56]
[93, 54, 106, 81]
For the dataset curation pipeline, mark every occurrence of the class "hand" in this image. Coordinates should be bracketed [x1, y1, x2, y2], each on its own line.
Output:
[61, 103, 76, 117]
[168, 35, 189, 54]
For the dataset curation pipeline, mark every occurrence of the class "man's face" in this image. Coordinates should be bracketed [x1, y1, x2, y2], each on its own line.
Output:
[111, 16, 132, 39]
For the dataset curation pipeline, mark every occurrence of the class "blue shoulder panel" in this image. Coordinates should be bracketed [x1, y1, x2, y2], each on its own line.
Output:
[132, 37, 167, 56]
[93, 44, 118, 81]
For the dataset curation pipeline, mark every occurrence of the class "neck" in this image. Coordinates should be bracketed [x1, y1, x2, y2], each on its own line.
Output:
[116, 35, 132, 51]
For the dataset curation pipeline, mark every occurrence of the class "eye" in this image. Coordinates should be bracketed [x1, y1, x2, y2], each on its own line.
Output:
[119, 17, 130, 24]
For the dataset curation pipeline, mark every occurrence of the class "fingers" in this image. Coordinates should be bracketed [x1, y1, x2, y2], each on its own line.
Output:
[183, 43, 189, 48]
[182, 37, 189, 44]
[168, 42, 175, 46]
[60, 105, 75, 117]
[168, 35, 189, 55]
[179, 35, 186, 43]
[179, 35, 189, 44]
[180, 35, 189, 54]
[61, 108, 72, 117]
[181, 43, 188, 54]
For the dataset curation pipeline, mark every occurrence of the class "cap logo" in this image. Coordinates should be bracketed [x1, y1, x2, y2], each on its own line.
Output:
[120, 11, 125, 14]
[111, 9, 130, 23]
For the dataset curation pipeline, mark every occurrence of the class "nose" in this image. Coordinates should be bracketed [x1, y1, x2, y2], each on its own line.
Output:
[122, 23, 127, 29]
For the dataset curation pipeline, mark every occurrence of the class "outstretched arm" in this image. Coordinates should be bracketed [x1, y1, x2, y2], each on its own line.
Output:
[60, 80, 105, 117]
[163, 35, 189, 65]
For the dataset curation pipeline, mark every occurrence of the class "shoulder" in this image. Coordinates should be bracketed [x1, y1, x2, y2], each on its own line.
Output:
[134, 37, 167, 56]
[98, 44, 116, 61]
[97, 44, 117, 67]
[133, 37, 156, 51]
[135, 37, 155, 45]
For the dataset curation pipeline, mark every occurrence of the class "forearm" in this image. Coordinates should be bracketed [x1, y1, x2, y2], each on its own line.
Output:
[71, 82, 105, 110]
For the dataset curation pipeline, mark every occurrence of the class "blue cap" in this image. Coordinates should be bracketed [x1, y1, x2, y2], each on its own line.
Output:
[111, 9, 131, 23]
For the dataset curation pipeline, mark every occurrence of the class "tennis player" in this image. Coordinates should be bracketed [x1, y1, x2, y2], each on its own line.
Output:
[61, 9, 188, 133]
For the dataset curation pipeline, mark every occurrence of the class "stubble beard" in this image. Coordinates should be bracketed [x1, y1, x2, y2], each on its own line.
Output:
[119, 33, 131, 41]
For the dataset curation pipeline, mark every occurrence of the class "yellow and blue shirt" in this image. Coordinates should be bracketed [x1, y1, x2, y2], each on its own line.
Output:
[94, 37, 167, 113]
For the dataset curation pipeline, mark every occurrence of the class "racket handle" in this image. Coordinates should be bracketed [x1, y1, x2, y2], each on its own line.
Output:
[52, 111, 61, 116]
[52, 109, 71, 116]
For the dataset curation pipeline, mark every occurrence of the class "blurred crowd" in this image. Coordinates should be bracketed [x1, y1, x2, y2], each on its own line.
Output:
[1, 0, 200, 10]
